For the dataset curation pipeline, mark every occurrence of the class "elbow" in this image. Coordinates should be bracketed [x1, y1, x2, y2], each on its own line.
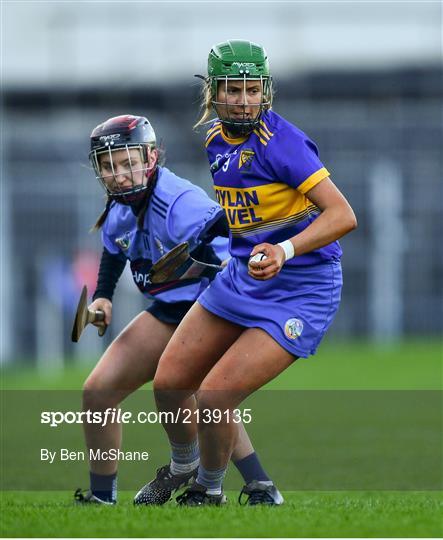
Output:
[347, 210, 358, 232]
[339, 207, 357, 235]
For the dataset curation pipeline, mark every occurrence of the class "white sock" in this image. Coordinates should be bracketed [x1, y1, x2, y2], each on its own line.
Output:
[206, 487, 222, 495]
[170, 457, 200, 475]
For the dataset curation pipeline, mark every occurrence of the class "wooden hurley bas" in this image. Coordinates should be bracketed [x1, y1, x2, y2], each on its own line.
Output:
[72, 243, 222, 342]
[71, 285, 106, 343]
[149, 241, 222, 284]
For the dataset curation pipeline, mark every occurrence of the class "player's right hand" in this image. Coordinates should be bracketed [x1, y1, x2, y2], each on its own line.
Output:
[248, 243, 286, 280]
[88, 298, 112, 327]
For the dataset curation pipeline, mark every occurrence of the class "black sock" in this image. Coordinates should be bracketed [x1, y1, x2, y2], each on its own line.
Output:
[90, 471, 117, 502]
[234, 452, 270, 484]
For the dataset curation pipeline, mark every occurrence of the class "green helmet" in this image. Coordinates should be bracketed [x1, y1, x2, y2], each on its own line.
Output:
[208, 40, 271, 86]
[207, 39, 273, 136]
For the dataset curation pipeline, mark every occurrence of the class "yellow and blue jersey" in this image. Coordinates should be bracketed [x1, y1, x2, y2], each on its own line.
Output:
[205, 110, 342, 265]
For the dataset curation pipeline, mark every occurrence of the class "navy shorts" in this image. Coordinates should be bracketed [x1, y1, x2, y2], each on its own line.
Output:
[146, 300, 194, 325]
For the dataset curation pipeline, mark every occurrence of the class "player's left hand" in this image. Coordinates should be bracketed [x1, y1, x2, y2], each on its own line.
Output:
[248, 243, 286, 280]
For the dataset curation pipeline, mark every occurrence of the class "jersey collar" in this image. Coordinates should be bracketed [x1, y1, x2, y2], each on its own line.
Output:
[220, 126, 249, 145]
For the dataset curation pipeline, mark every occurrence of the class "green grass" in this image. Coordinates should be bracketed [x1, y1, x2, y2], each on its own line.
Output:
[1, 491, 442, 538]
[1, 340, 442, 537]
[2, 339, 442, 390]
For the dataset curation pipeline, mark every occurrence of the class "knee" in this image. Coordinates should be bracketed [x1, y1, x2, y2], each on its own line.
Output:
[152, 360, 174, 397]
[153, 363, 195, 409]
[82, 374, 115, 411]
[152, 363, 175, 393]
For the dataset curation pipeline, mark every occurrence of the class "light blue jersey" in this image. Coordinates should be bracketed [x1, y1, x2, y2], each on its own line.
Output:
[102, 166, 226, 303]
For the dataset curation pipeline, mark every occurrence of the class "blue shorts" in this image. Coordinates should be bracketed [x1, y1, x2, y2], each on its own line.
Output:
[198, 257, 343, 358]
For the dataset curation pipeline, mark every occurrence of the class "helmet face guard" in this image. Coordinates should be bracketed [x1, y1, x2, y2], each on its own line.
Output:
[89, 115, 157, 205]
[211, 75, 272, 137]
[90, 144, 157, 205]
[207, 40, 273, 136]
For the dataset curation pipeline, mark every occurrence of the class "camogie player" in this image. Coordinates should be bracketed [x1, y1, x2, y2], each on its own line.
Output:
[152, 40, 357, 505]
[74, 114, 282, 506]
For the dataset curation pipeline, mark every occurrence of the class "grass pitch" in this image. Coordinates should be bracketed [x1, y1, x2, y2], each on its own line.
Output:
[1, 491, 442, 538]
[3, 339, 441, 391]
[1, 339, 442, 537]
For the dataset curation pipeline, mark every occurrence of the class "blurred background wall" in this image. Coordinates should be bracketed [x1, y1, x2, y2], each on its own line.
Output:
[1, 1, 442, 366]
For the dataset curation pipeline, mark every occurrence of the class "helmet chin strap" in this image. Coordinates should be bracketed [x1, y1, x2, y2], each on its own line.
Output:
[127, 190, 149, 213]
[221, 120, 257, 137]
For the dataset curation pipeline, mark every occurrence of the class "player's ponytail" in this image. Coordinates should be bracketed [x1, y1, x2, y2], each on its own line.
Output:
[136, 167, 159, 230]
[193, 81, 213, 130]
[91, 197, 113, 232]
